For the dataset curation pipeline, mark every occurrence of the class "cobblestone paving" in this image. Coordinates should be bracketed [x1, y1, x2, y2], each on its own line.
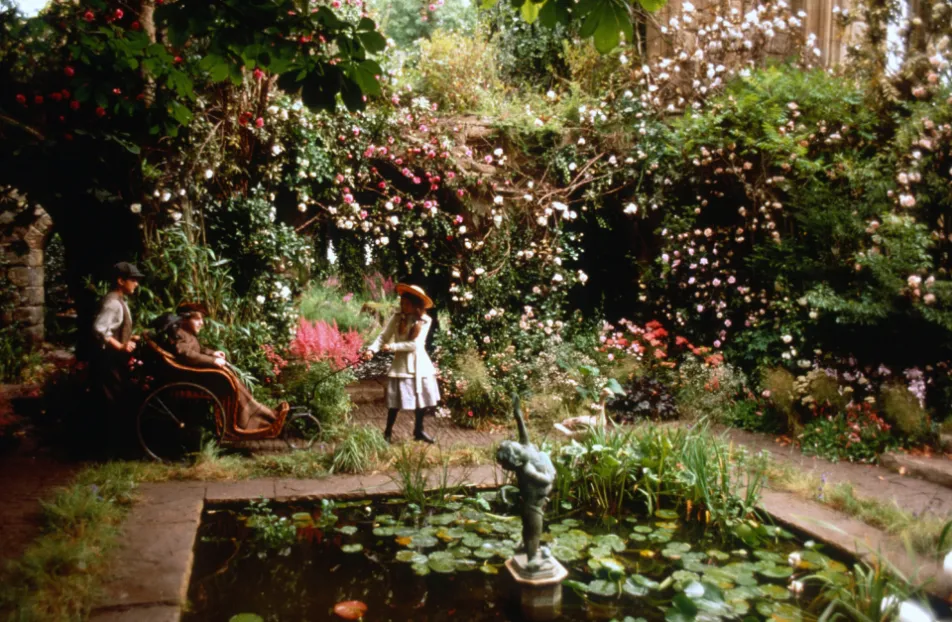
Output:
[347, 378, 506, 448]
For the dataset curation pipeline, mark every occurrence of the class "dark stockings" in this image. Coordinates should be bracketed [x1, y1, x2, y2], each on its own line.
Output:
[384, 407, 435, 444]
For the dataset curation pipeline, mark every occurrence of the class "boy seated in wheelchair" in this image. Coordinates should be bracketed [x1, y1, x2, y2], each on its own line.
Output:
[159, 303, 289, 431]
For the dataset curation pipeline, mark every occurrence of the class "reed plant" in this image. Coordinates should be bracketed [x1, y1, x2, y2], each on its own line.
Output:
[329, 424, 389, 474]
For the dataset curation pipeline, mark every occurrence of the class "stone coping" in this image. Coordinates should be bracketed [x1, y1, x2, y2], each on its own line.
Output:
[89, 466, 950, 621]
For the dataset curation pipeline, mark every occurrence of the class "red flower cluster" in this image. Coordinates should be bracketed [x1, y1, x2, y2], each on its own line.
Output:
[290, 319, 363, 371]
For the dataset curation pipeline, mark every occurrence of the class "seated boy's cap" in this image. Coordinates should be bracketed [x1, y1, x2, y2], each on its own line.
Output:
[114, 262, 145, 280]
[176, 301, 209, 317]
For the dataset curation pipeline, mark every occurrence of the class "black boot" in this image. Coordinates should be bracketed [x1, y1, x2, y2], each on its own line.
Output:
[413, 408, 435, 444]
[384, 408, 399, 443]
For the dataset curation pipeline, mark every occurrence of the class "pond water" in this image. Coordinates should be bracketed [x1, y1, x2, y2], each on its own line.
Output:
[183, 492, 851, 622]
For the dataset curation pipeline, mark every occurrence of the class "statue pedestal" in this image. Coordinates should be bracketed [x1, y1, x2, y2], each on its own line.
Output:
[505, 555, 568, 621]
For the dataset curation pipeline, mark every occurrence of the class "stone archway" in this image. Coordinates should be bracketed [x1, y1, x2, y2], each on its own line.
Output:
[0, 188, 54, 344]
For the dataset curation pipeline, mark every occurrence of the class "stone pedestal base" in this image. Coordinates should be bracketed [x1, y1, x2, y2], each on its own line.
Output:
[505, 555, 568, 621]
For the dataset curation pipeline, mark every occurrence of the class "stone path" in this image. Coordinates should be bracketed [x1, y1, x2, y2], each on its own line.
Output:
[719, 427, 952, 519]
[348, 378, 506, 448]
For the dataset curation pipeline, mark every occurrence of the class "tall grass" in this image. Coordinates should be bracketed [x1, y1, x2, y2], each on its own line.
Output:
[549, 424, 766, 528]
[298, 281, 386, 336]
[330, 424, 389, 474]
[0, 464, 138, 621]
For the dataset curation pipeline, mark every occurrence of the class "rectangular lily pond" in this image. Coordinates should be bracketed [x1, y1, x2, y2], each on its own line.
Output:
[183, 492, 850, 621]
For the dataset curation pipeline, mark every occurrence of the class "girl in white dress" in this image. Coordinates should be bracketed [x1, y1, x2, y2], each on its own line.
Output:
[363, 284, 440, 443]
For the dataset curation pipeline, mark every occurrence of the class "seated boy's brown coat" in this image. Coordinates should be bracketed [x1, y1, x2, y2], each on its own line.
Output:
[169, 327, 275, 430]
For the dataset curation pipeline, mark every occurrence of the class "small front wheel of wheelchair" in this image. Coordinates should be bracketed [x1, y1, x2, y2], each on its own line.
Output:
[284, 412, 322, 450]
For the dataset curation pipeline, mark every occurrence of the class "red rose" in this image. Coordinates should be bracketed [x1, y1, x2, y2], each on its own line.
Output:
[174, 56, 183, 64]
[64, 66, 75, 77]
[254, 117, 264, 128]
[131, 20, 140, 30]
[69, 100, 80, 110]
[253, 68, 265, 81]
[34, 95, 44, 105]
[61, 89, 70, 98]
[95, 106, 106, 117]
[15, 93, 26, 105]
[114, 9, 123, 19]
[83, 10, 94, 22]
[50, 92, 62, 101]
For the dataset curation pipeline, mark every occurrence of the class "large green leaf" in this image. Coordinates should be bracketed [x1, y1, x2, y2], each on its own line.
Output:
[577, 0, 633, 54]
[520, 0, 544, 23]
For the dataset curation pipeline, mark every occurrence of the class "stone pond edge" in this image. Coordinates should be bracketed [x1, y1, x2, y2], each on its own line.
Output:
[88, 467, 951, 622]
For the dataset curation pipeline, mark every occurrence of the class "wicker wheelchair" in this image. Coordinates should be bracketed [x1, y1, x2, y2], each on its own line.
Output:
[136, 337, 320, 461]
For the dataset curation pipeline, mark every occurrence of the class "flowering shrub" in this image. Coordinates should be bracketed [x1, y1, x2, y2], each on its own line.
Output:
[799, 403, 899, 464]
[290, 319, 363, 371]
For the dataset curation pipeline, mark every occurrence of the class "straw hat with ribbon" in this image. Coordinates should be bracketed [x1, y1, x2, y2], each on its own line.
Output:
[395, 283, 434, 309]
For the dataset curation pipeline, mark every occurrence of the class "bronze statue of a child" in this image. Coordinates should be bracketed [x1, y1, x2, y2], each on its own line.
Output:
[496, 397, 557, 572]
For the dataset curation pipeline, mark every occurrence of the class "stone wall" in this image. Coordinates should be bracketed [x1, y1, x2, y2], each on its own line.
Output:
[0, 190, 53, 344]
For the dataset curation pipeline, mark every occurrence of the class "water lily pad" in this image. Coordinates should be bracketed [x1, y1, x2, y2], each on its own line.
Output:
[548, 523, 570, 534]
[760, 584, 792, 600]
[671, 570, 701, 589]
[706, 549, 730, 561]
[630, 533, 646, 542]
[589, 545, 613, 559]
[461, 534, 484, 548]
[332, 601, 367, 620]
[372, 526, 396, 537]
[594, 534, 626, 552]
[375, 514, 396, 525]
[588, 556, 626, 579]
[229, 615, 264, 622]
[411, 562, 430, 576]
[341, 544, 363, 553]
[450, 546, 472, 559]
[395, 550, 427, 564]
[337, 525, 358, 536]
[454, 559, 479, 571]
[480, 564, 499, 575]
[410, 534, 439, 548]
[394, 526, 418, 537]
[428, 513, 457, 526]
[633, 525, 654, 534]
[428, 555, 457, 573]
[291, 512, 314, 526]
[754, 550, 784, 563]
[561, 518, 581, 527]
[648, 530, 673, 544]
[623, 577, 649, 597]
[587, 579, 619, 597]
[655, 509, 678, 520]
[758, 564, 794, 579]
[551, 544, 582, 563]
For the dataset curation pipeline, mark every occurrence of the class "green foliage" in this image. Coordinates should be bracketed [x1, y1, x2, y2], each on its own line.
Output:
[486, 0, 665, 53]
[276, 361, 355, 429]
[879, 383, 931, 444]
[0, 463, 137, 621]
[550, 425, 766, 528]
[369, 0, 477, 48]
[245, 498, 297, 550]
[487, 5, 570, 88]
[298, 280, 384, 337]
[799, 404, 899, 463]
[415, 29, 500, 111]
[329, 424, 389, 474]
[675, 358, 748, 422]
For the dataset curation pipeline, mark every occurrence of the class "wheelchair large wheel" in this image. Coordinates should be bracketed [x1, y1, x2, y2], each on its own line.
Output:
[283, 411, 322, 450]
[137, 382, 224, 462]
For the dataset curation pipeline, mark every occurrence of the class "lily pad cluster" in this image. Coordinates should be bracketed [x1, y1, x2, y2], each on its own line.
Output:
[237, 495, 854, 621]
